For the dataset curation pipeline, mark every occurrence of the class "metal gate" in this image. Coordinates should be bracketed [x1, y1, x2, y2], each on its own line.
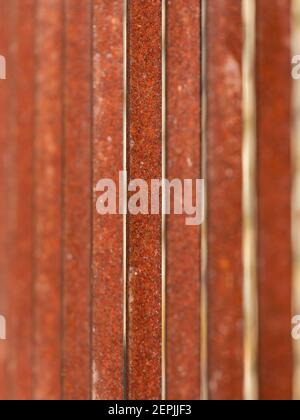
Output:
[0, 0, 298, 401]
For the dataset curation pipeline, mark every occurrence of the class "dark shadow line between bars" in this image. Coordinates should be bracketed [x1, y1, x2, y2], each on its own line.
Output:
[200, 0, 208, 402]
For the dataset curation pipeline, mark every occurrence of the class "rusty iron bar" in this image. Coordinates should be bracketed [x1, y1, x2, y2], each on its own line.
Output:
[92, 0, 125, 400]
[33, 0, 64, 400]
[206, 0, 244, 400]
[166, 0, 202, 400]
[127, 0, 162, 400]
[256, 0, 293, 401]
[292, 0, 300, 401]
[0, 0, 15, 400]
[62, 0, 92, 401]
[8, 0, 36, 400]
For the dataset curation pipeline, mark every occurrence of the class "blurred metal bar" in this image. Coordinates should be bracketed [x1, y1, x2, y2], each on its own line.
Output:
[292, 0, 300, 401]
[33, 0, 64, 400]
[7, 0, 36, 400]
[127, 0, 162, 400]
[166, 0, 201, 400]
[63, 0, 92, 401]
[256, 0, 293, 400]
[0, 0, 14, 401]
[242, 0, 258, 401]
[92, 0, 124, 400]
[206, 0, 244, 400]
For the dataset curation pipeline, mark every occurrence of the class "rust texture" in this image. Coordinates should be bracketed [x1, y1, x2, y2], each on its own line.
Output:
[92, 0, 124, 400]
[127, 0, 162, 400]
[63, 0, 92, 401]
[0, 0, 12, 400]
[7, 0, 35, 400]
[166, 0, 201, 400]
[33, 0, 63, 400]
[0, 0, 35, 400]
[256, 0, 293, 400]
[206, 0, 244, 400]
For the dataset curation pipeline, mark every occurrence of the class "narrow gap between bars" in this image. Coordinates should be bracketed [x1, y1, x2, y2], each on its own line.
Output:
[292, 0, 300, 401]
[123, 0, 128, 401]
[242, 0, 259, 401]
[161, 0, 167, 402]
[200, 0, 208, 401]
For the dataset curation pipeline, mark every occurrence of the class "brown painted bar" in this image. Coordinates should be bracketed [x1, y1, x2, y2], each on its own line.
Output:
[256, 0, 293, 400]
[6, 0, 35, 400]
[206, 0, 244, 400]
[63, 0, 92, 401]
[166, 0, 201, 400]
[92, 0, 124, 400]
[33, 0, 63, 400]
[127, 0, 162, 400]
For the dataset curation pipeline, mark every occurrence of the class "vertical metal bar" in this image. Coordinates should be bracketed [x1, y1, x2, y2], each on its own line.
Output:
[123, 0, 128, 402]
[292, 0, 300, 401]
[242, 0, 258, 401]
[127, 0, 162, 400]
[92, 0, 124, 400]
[4, 0, 18, 401]
[206, 0, 244, 400]
[0, 0, 13, 401]
[166, 0, 201, 400]
[201, 0, 208, 401]
[33, 0, 64, 400]
[7, 0, 35, 400]
[63, 0, 92, 401]
[256, 0, 293, 400]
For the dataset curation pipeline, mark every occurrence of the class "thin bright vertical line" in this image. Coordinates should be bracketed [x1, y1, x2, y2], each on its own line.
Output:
[200, 0, 208, 401]
[123, 0, 128, 401]
[242, 0, 259, 401]
[292, 0, 300, 401]
[161, 0, 167, 402]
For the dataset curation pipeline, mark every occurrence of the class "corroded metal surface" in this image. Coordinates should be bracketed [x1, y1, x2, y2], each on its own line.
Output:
[33, 0, 63, 400]
[0, 0, 296, 401]
[256, 0, 293, 401]
[127, 0, 162, 400]
[92, 0, 124, 400]
[8, 0, 35, 400]
[0, 0, 12, 401]
[206, 0, 244, 400]
[63, 0, 92, 401]
[166, 0, 201, 400]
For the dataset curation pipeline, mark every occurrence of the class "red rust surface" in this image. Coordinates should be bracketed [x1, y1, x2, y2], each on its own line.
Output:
[256, 0, 293, 401]
[206, 0, 244, 400]
[33, 0, 63, 400]
[0, 0, 11, 400]
[7, 0, 35, 400]
[127, 0, 162, 400]
[1, 0, 17, 400]
[92, 0, 124, 400]
[166, 0, 201, 400]
[63, 0, 92, 401]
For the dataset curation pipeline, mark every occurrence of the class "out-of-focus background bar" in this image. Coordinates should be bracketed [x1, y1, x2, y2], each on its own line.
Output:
[0, 0, 299, 400]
